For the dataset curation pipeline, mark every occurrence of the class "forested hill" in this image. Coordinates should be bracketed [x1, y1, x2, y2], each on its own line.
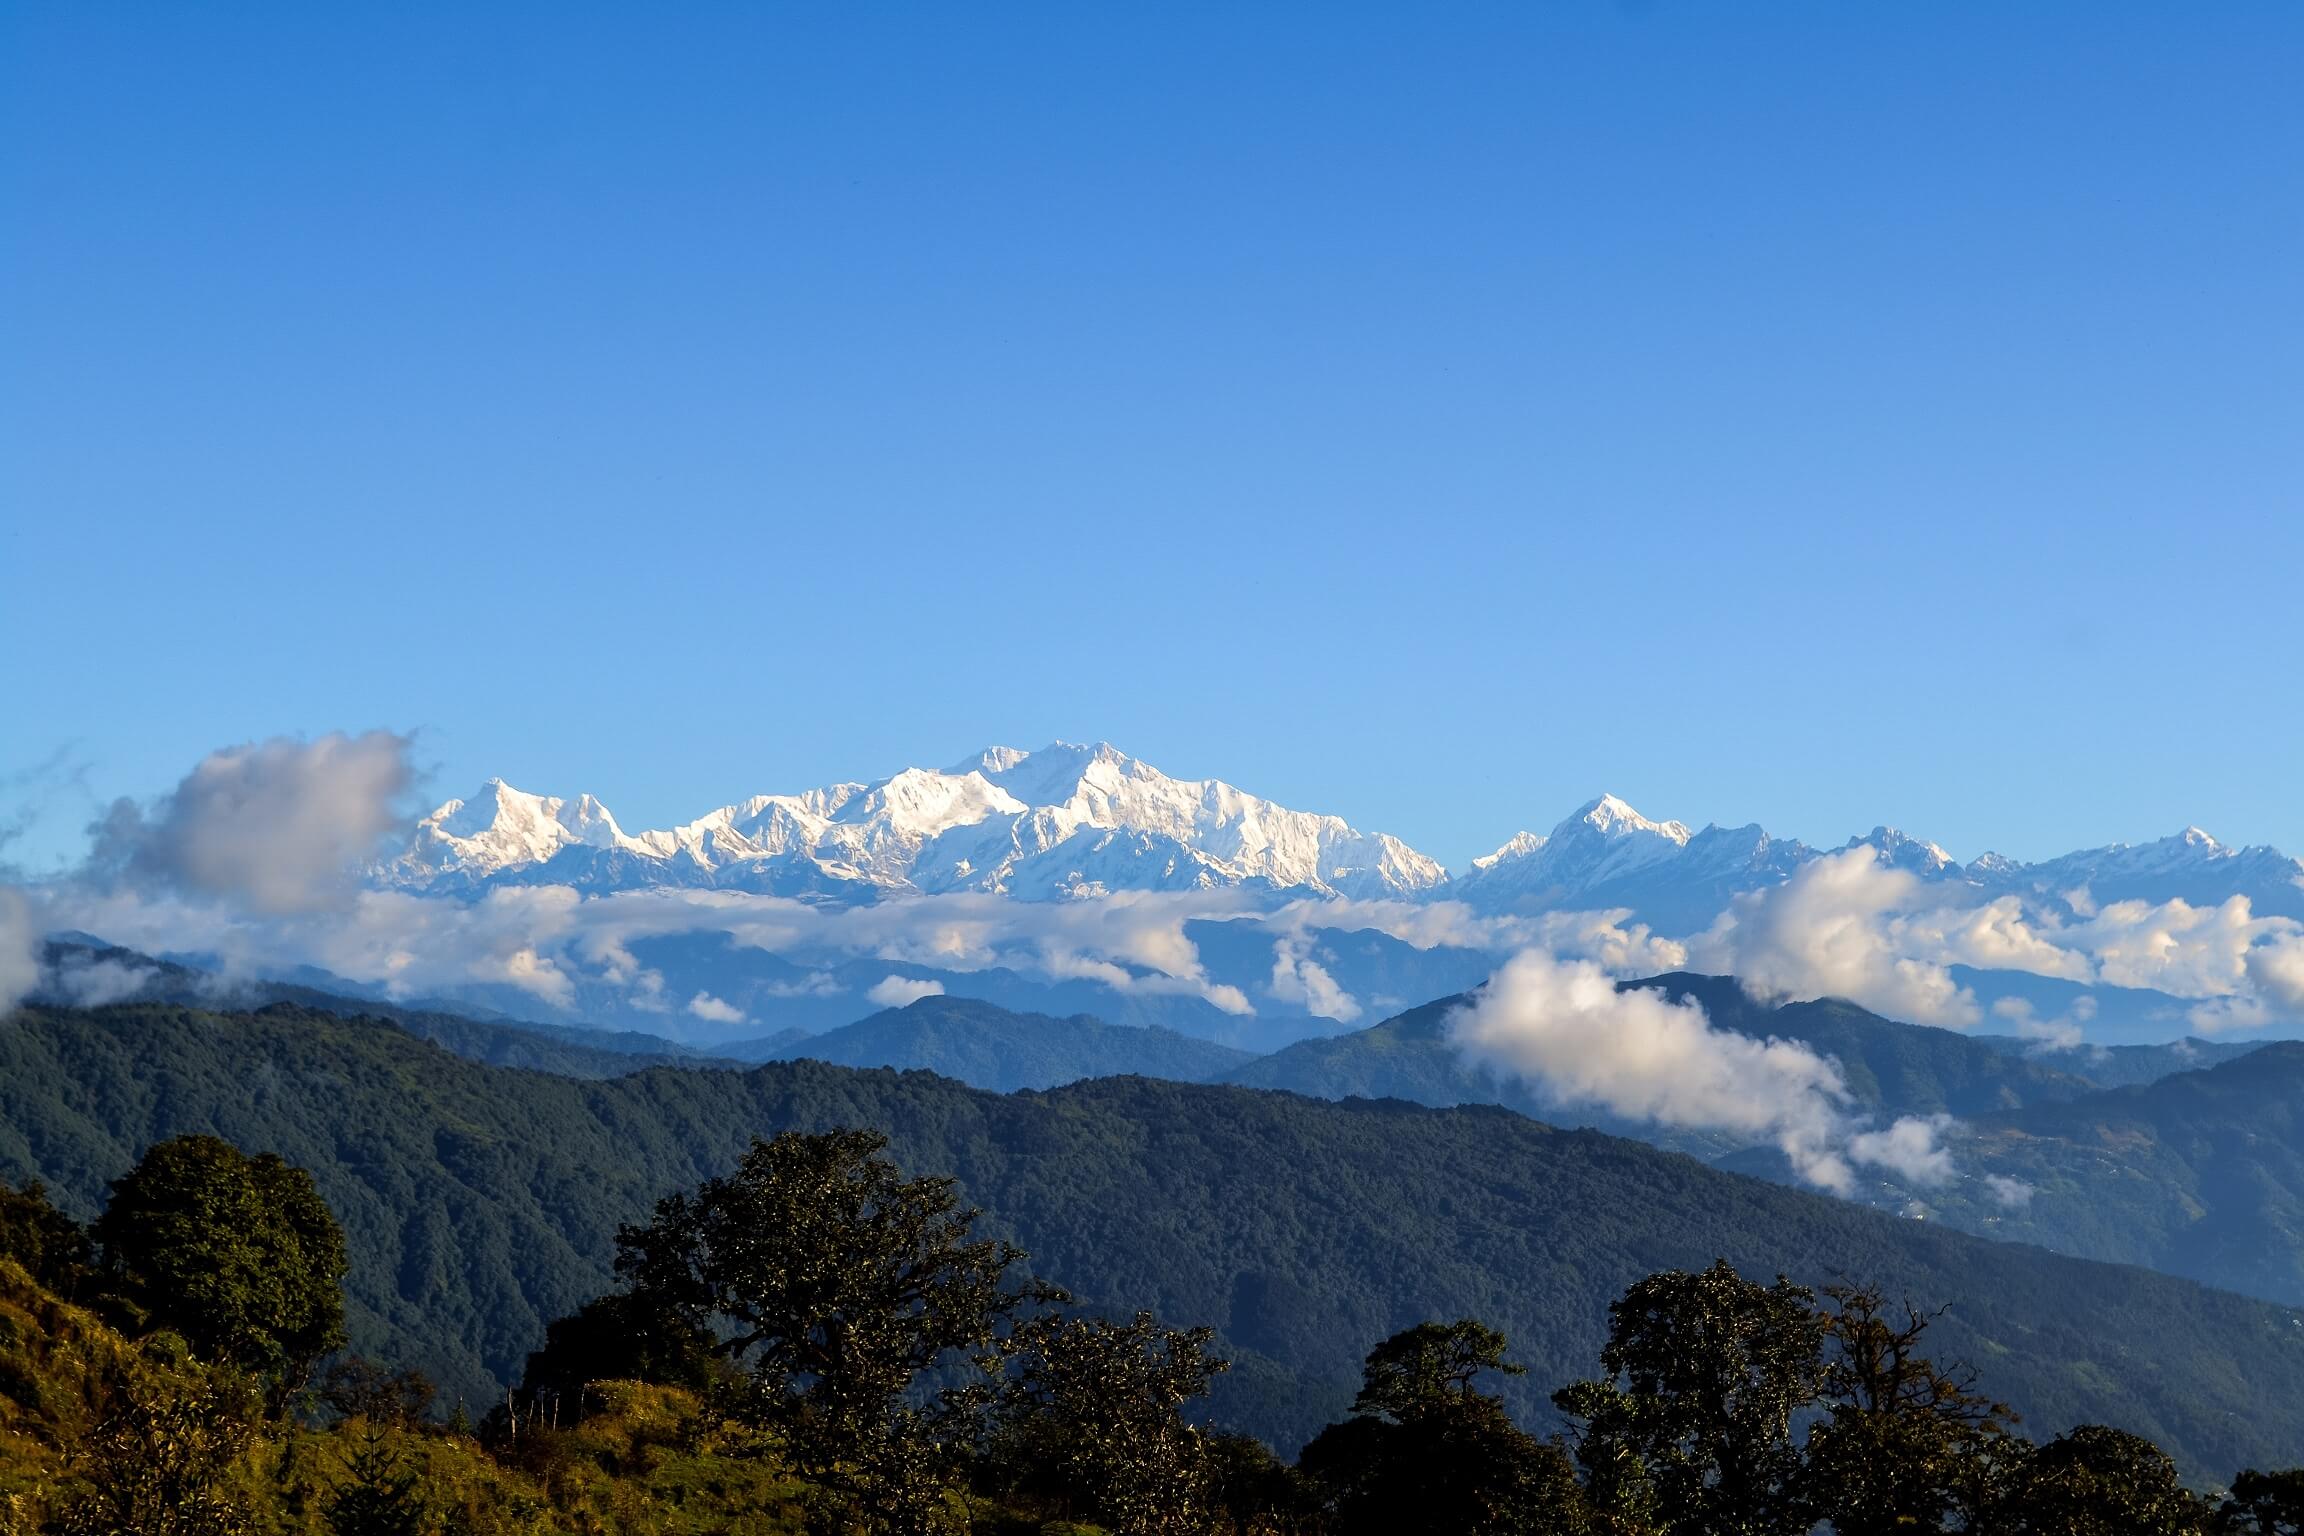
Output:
[5, 1001, 2304, 1477]
[758, 993, 1254, 1089]
[38, 939, 731, 1078]
[1945, 1041, 2304, 1307]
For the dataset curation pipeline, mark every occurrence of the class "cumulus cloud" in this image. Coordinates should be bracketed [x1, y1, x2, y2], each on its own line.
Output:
[760, 972, 845, 1000]
[44, 732, 2304, 1052]
[0, 887, 40, 1016]
[627, 969, 671, 1012]
[1989, 995, 2094, 1053]
[2070, 895, 2290, 1000]
[1691, 848, 1984, 1027]
[2247, 935, 2304, 1013]
[1263, 898, 1687, 976]
[1520, 909, 1690, 975]
[87, 731, 418, 915]
[867, 975, 945, 1008]
[687, 992, 745, 1024]
[1668, 845, 2304, 1037]
[1983, 1174, 2035, 1209]
[1447, 949, 1956, 1195]
[1846, 1113, 1957, 1186]
[1267, 939, 1362, 1022]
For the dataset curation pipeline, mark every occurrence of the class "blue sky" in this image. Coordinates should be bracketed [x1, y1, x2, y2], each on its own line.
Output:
[4, 1, 2298, 873]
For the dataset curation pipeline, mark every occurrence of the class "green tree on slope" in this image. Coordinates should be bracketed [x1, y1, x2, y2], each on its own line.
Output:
[616, 1127, 1058, 1534]
[93, 1135, 347, 1397]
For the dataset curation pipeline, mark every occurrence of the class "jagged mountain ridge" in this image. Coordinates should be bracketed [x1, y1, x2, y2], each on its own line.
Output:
[385, 741, 1446, 902]
[374, 742, 2304, 931]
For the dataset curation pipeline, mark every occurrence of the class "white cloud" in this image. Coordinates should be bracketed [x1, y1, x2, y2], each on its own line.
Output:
[47, 953, 158, 1008]
[2244, 933, 2304, 1013]
[1264, 897, 1687, 977]
[1983, 1174, 2035, 1209]
[1691, 848, 1985, 1027]
[1989, 995, 2092, 1053]
[687, 992, 744, 1024]
[1447, 949, 1956, 1195]
[760, 972, 845, 999]
[1846, 1113, 1957, 1187]
[867, 975, 945, 1008]
[2068, 895, 2291, 1000]
[1267, 939, 1362, 1022]
[1520, 909, 1690, 976]
[2186, 993, 2276, 1035]
[87, 731, 418, 915]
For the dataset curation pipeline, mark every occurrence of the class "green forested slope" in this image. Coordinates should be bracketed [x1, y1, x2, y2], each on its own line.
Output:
[3, 1000, 2301, 1477]
[764, 994, 1254, 1090]
[1920, 1042, 2304, 1307]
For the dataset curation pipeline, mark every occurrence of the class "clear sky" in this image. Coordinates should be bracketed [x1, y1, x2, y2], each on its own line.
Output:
[3, 1, 2298, 874]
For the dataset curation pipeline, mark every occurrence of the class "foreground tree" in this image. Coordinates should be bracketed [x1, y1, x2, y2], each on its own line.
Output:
[994, 1310, 1230, 1535]
[324, 1426, 428, 1536]
[1991, 1424, 2211, 1535]
[1802, 1282, 2018, 1535]
[56, 1361, 260, 1536]
[2217, 1469, 2304, 1535]
[616, 1128, 1058, 1534]
[517, 1288, 723, 1417]
[1555, 1261, 1825, 1536]
[92, 1136, 347, 1396]
[318, 1359, 438, 1429]
[0, 1177, 92, 1296]
[1301, 1319, 1590, 1536]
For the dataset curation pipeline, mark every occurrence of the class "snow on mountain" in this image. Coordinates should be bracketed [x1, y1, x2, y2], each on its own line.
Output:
[1844, 826, 1961, 877]
[1972, 827, 2304, 921]
[379, 743, 1447, 903]
[1450, 795, 1693, 909]
[380, 754, 2304, 932]
[1470, 831, 1546, 871]
[396, 782, 664, 880]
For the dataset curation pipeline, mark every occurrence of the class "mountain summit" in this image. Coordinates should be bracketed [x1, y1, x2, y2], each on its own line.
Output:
[376, 750, 2304, 932]
[382, 742, 1448, 903]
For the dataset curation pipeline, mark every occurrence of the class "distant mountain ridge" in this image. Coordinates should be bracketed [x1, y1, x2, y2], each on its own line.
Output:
[371, 742, 2304, 931]
[382, 741, 1445, 902]
[747, 993, 1255, 1091]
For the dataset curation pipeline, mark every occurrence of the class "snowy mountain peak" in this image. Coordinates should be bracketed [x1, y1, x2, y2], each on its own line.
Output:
[1848, 826, 1958, 874]
[1562, 794, 1693, 846]
[1471, 831, 1547, 871]
[947, 745, 1031, 777]
[381, 743, 1446, 903]
[372, 757, 2304, 932]
[401, 780, 640, 877]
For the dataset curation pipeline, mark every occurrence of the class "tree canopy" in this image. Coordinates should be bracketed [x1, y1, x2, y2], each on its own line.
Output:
[91, 1134, 347, 1393]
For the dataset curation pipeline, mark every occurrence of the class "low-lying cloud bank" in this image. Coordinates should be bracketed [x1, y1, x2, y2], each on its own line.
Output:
[1448, 950, 1958, 1195]
[1691, 846, 2304, 1034]
[8, 732, 2304, 1046]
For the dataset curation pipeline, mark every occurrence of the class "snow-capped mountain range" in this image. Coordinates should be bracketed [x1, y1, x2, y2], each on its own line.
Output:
[377, 741, 2304, 933]
[385, 741, 1444, 904]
